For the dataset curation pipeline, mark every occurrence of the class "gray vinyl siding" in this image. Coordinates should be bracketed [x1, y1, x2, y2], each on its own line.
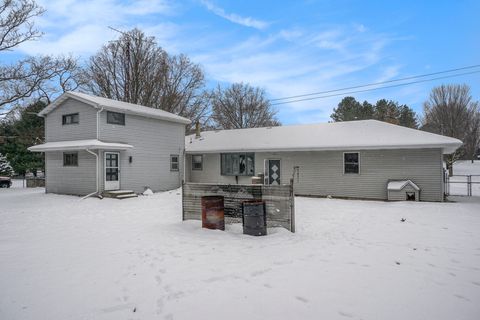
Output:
[186, 148, 444, 202]
[98, 111, 185, 193]
[45, 151, 96, 195]
[45, 98, 97, 142]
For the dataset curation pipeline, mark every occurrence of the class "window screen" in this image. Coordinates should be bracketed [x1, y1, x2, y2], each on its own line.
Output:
[344, 152, 359, 174]
[192, 155, 203, 170]
[63, 152, 78, 166]
[170, 155, 179, 171]
[62, 113, 79, 125]
[221, 153, 255, 176]
[107, 111, 125, 125]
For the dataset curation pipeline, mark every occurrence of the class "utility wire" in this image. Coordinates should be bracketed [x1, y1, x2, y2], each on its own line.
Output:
[270, 64, 480, 102]
[270, 70, 480, 106]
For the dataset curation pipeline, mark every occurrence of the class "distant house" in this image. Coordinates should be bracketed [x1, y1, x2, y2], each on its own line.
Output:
[184, 120, 462, 202]
[29, 92, 190, 197]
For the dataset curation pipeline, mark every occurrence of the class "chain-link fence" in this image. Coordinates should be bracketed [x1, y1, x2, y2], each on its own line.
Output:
[445, 175, 480, 197]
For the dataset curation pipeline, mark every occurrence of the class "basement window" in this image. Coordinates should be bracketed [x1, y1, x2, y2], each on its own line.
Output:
[62, 113, 79, 125]
[170, 155, 179, 171]
[63, 152, 78, 166]
[344, 152, 359, 174]
[221, 153, 255, 176]
[107, 111, 125, 125]
[192, 155, 203, 171]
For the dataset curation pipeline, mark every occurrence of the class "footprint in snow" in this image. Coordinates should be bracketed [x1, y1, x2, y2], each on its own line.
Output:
[156, 298, 164, 315]
[453, 294, 470, 302]
[251, 268, 272, 277]
[295, 296, 308, 303]
[338, 311, 354, 318]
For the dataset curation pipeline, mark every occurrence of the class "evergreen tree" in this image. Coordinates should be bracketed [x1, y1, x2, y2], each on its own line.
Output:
[331, 97, 418, 128]
[330, 97, 374, 121]
[0, 152, 13, 176]
[0, 100, 45, 175]
[374, 99, 400, 124]
[398, 104, 418, 128]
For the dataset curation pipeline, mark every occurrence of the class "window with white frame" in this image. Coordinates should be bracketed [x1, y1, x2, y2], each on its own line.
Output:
[63, 152, 78, 166]
[107, 111, 125, 125]
[192, 155, 203, 170]
[170, 154, 179, 171]
[62, 113, 79, 125]
[344, 152, 359, 174]
[221, 153, 255, 176]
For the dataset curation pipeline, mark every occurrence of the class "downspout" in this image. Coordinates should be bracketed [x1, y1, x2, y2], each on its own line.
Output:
[81, 106, 104, 200]
[96, 106, 104, 139]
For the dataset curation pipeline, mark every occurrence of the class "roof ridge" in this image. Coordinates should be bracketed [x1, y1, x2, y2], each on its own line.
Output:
[39, 91, 191, 125]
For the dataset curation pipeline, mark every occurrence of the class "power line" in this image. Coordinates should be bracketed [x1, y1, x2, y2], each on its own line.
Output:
[270, 70, 480, 106]
[270, 64, 480, 102]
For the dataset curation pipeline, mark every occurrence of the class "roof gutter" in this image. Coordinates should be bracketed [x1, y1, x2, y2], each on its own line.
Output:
[185, 143, 462, 155]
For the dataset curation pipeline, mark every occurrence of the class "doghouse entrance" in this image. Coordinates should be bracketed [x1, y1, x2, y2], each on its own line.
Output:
[406, 192, 416, 201]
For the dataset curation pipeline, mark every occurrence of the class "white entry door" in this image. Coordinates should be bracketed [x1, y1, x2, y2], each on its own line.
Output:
[105, 152, 120, 190]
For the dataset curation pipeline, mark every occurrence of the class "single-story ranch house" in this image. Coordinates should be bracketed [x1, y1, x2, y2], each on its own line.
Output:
[29, 91, 190, 197]
[184, 120, 462, 202]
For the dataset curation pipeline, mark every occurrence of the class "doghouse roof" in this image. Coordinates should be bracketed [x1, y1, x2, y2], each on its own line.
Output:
[387, 180, 420, 191]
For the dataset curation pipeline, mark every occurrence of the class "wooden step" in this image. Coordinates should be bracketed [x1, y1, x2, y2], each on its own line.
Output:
[103, 190, 137, 199]
[116, 193, 138, 200]
[105, 190, 134, 195]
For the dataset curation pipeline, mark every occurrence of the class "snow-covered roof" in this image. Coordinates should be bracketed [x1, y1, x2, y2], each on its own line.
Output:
[38, 91, 191, 125]
[387, 180, 420, 191]
[186, 120, 462, 154]
[28, 139, 133, 152]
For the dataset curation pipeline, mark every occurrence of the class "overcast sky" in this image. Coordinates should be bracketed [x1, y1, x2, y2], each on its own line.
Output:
[6, 0, 480, 124]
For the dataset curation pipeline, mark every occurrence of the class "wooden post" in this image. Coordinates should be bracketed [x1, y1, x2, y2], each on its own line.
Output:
[290, 178, 295, 233]
[468, 175, 472, 197]
[181, 180, 185, 221]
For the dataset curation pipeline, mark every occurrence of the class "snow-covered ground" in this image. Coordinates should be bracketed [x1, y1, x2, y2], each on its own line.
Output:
[1, 187, 479, 320]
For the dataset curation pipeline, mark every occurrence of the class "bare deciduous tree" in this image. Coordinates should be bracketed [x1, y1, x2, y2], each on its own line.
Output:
[210, 82, 280, 129]
[0, 0, 44, 52]
[463, 107, 480, 163]
[422, 84, 479, 174]
[1, 55, 87, 110]
[0, 1, 86, 115]
[86, 28, 208, 131]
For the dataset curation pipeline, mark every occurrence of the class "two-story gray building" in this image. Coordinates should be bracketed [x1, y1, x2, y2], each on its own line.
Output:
[29, 91, 190, 197]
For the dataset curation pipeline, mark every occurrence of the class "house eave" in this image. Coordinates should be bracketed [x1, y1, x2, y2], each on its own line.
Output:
[28, 139, 133, 152]
[185, 143, 461, 154]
